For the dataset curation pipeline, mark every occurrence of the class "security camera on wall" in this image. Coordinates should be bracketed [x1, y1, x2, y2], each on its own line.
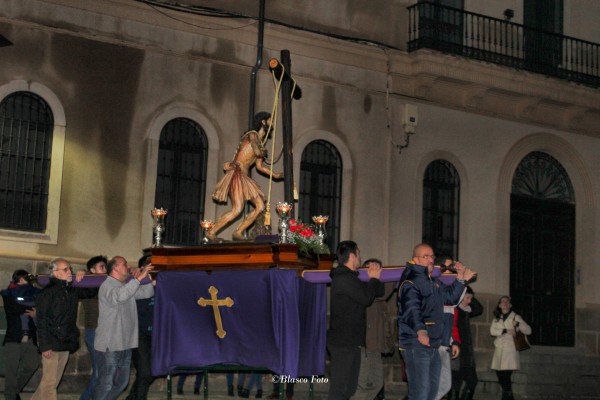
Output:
[403, 104, 418, 134]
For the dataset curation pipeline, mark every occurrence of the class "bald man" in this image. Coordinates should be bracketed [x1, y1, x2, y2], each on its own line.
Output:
[397, 244, 477, 400]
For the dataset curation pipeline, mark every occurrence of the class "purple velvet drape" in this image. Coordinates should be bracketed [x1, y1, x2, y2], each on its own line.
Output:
[151, 270, 326, 378]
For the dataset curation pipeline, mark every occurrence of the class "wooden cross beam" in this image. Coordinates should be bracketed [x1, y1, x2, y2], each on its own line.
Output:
[269, 51, 302, 218]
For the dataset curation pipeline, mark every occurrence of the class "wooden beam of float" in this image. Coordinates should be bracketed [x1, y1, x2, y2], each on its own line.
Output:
[148, 243, 332, 272]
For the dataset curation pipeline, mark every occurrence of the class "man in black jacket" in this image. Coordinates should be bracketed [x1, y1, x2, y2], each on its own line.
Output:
[30, 258, 96, 400]
[1, 269, 41, 400]
[327, 241, 384, 400]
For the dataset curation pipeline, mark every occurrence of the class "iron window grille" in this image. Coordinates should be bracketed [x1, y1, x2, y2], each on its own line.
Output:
[299, 140, 342, 253]
[0, 91, 54, 232]
[512, 151, 574, 203]
[154, 118, 208, 246]
[422, 159, 460, 259]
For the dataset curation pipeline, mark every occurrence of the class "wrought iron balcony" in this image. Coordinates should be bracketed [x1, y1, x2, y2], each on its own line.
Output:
[408, 2, 600, 88]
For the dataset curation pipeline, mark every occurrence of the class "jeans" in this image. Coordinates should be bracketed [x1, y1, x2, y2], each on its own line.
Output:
[3, 342, 40, 400]
[80, 328, 98, 400]
[227, 372, 246, 390]
[126, 335, 155, 400]
[94, 349, 132, 400]
[401, 347, 441, 400]
[246, 373, 263, 393]
[177, 373, 204, 391]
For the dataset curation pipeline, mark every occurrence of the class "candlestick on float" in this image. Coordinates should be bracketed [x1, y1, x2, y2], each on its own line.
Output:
[200, 220, 215, 245]
[151, 208, 168, 248]
[276, 202, 293, 244]
[312, 215, 329, 245]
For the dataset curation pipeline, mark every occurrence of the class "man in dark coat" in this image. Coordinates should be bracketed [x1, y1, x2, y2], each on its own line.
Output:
[30, 258, 96, 400]
[327, 241, 384, 400]
[1, 269, 41, 400]
[397, 243, 476, 400]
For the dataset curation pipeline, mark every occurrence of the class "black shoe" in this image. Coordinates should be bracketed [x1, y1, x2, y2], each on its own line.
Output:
[194, 387, 200, 395]
[256, 389, 263, 398]
[460, 389, 474, 400]
[238, 385, 244, 397]
[228, 385, 235, 396]
[240, 388, 250, 398]
[177, 387, 184, 395]
[502, 391, 514, 400]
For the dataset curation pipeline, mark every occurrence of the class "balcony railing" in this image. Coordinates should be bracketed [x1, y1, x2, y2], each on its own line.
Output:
[408, 2, 600, 88]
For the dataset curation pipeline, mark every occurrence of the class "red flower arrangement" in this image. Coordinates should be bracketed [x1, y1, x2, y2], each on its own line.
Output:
[287, 219, 330, 257]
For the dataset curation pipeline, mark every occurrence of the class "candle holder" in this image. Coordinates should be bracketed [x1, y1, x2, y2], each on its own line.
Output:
[151, 208, 168, 248]
[312, 215, 329, 245]
[276, 202, 293, 244]
[200, 219, 215, 245]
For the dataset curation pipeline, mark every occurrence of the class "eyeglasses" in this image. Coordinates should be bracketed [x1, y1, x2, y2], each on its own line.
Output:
[419, 255, 436, 260]
[55, 266, 72, 273]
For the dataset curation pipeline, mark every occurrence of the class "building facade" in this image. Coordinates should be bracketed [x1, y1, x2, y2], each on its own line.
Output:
[1, 0, 600, 396]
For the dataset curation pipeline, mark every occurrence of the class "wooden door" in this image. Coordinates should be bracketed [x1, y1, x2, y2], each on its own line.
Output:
[510, 194, 574, 346]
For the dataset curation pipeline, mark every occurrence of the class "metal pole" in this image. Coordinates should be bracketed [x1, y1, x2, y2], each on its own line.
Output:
[248, 0, 265, 130]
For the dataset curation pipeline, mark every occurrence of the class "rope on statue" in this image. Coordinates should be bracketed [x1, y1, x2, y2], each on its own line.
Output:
[263, 66, 285, 226]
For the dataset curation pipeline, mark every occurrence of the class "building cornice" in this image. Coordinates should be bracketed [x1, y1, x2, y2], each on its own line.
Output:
[3, 0, 600, 137]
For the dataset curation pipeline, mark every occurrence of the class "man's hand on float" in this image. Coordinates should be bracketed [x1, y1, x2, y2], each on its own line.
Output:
[455, 261, 477, 281]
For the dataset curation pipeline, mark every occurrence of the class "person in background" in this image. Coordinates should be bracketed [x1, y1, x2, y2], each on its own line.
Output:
[4, 270, 38, 343]
[80, 255, 107, 400]
[434, 256, 462, 400]
[227, 372, 247, 397]
[177, 372, 204, 396]
[1, 269, 41, 400]
[242, 373, 263, 398]
[490, 296, 531, 400]
[125, 254, 156, 400]
[31, 258, 93, 400]
[352, 258, 394, 400]
[449, 286, 483, 400]
[266, 378, 293, 400]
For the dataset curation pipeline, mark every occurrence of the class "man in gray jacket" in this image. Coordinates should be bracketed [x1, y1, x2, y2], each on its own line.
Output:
[93, 256, 154, 400]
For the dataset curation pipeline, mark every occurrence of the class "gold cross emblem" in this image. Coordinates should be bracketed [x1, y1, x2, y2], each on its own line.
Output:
[197, 286, 235, 339]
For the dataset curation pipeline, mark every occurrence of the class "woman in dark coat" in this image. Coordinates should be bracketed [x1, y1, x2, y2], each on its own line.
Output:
[449, 286, 483, 400]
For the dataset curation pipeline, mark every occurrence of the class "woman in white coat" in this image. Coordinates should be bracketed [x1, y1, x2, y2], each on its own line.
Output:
[490, 296, 531, 400]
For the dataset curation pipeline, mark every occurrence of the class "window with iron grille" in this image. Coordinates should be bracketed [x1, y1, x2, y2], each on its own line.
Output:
[422, 159, 460, 259]
[299, 140, 342, 253]
[154, 118, 208, 246]
[0, 91, 54, 232]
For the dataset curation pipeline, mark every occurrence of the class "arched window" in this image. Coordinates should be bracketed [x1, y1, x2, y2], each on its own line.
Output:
[422, 159, 460, 259]
[299, 140, 342, 252]
[512, 151, 574, 203]
[154, 118, 208, 245]
[0, 92, 54, 232]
